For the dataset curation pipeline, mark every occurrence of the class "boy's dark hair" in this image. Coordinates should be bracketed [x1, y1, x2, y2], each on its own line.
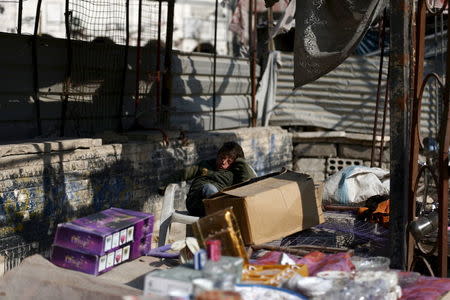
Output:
[217, 141, 245, 160]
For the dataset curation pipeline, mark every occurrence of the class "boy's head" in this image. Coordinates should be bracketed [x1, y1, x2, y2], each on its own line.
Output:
[216, 141, 245, 170]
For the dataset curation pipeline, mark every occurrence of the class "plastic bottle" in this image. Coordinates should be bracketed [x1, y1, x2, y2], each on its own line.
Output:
[202, 240, 236, 291]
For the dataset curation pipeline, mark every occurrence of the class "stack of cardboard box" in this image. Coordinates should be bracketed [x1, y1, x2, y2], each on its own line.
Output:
[51, 207, 154, 275]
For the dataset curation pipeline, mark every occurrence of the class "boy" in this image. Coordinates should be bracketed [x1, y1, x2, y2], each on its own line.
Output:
[162, 142, 256, 217]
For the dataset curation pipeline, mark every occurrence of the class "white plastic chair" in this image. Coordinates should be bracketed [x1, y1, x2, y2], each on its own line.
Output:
[158, 182, 199, 247]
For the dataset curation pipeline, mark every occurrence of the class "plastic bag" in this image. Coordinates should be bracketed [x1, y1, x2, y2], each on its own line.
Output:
[323, 166, 389, 206]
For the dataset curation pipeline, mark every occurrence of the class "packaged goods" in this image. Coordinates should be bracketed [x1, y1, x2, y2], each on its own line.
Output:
[51, 207, 154, 275]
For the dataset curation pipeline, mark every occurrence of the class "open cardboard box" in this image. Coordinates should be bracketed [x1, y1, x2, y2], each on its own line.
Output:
[203, 170, 324, 245]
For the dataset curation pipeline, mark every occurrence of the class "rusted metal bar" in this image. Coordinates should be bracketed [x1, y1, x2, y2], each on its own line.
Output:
[135, 0, 143, 116]
[32, 0, 42, 136]
[407, 0, 427, 271]
[388, 0, 412, 271]
[379, 69, 389, 167]
[437, 8, 450, 277]
[161, 0, 175, 128]
[118, 0, 130, 132]
[251, 244, 309, 256]
[156, 0, 162, 113]
[289, 245, 350, 253]
[61, 0, 72, 136]
[370, 10, 387, 167]
[212, 0, 219, 130]
[251, 244, 351, 256]
[249, 0, 257, 127]
[323, 205, 360, 212]
[267, 7, 274, 52]
[17, 0, 23, 34]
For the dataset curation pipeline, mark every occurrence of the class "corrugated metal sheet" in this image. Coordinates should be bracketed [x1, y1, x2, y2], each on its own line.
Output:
[271, 52, 440, 137]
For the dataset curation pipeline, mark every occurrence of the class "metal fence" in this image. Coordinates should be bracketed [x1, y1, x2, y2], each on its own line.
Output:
[1, 240, 52, 274]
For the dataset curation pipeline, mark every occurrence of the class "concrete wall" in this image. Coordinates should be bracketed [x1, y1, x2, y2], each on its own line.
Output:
[292, 131, 390, 184]
[0, 126, 292, 250]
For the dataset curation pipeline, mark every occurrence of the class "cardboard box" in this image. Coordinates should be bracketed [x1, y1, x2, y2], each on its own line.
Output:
[51, 233, 153, 275]
[53, 207, 154, 256]
[203, 171, 324, 245]
[51, 243, 132, 276]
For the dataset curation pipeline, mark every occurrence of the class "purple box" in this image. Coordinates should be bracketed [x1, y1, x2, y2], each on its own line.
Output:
[53, 207, 154, 256]
[130, 234, 153, 259]
[51, 243, 134, 276]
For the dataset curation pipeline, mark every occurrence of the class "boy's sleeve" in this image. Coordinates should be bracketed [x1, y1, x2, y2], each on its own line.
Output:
[181, 164, 200, 181]
[158, 164, 200, 195]
[231, 158, 257, 184]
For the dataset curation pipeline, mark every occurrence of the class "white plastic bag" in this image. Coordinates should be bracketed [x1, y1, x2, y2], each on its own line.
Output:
[323, 166, 390, 205]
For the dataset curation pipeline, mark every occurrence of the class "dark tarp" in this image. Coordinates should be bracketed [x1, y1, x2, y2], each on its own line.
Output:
[293, 0, 385, 88]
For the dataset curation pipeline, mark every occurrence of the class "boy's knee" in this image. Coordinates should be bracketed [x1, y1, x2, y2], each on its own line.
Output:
[202, 183, 219, 197]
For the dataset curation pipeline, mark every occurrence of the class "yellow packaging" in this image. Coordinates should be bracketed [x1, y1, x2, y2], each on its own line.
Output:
[193, 208, 248, 263]
[242, 264, 309, 286]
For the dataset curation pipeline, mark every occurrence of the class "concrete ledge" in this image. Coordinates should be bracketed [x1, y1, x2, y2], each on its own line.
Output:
[294, 143, 337, 158]
[339, 144, 390, 162]
[292, 131, 390, 146]
[0, 138, 102, 158]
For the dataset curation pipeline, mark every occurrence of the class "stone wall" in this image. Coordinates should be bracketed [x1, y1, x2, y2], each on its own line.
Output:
[0, 127, 292, 251]
[292, 131, 390, 184]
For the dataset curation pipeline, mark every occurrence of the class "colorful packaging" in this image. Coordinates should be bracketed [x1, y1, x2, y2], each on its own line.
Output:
[51, 207, 154, 275]
[53, 207, 154, 256]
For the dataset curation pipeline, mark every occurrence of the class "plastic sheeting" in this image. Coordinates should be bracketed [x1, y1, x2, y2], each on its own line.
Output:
[293, 0, 385, 88]
[256, 51, 282, 126]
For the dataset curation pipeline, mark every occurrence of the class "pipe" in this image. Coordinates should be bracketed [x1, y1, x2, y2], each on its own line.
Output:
[388, 0, 412, 271]
[213, 0, 219, 130]
[32, 0, 43, 136]
[135, 0, 143, 116]
[407, 0, 427, 270]
[370, 9, 387, 167]
[161, 0, 175, 128]
[61, 0, 72, 136]
[437, 4, 450, 276]
[118, 0, 130, 133]
[156, 0, 162, 113]
[249, 0, 257, 127]
[379, 69, 389, 167]
[17, 0, 23, 34]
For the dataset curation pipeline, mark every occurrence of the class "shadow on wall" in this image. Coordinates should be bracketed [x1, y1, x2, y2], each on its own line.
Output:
[136, 46, 250, 131]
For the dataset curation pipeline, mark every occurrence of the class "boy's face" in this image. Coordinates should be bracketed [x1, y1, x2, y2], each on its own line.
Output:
[216, 154, 234, 170]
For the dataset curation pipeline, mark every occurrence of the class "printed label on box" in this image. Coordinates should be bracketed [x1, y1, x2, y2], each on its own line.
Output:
[122, 245, 130, 261]
[120, 229, 127, 245]
[106, 252, 114, 268]
[98, 255, 107, 272]
[115, 248, 123, 265]
[105, 235, 112, 252]
[127, 226, 134, 242]
[112, 232, 120, 248]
